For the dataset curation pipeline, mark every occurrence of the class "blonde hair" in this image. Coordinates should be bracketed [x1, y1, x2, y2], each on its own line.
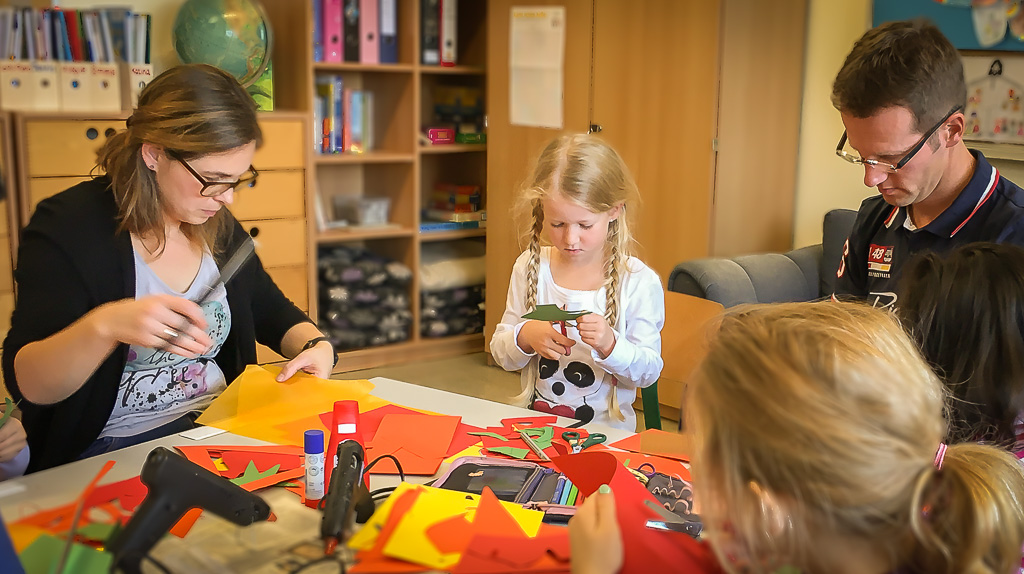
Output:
[96, 63, 262, 256]
[514, 134, 640, 421]
[688, 301, 1024, 574]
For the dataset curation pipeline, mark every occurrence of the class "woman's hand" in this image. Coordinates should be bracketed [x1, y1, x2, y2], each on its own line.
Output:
[277, 340, 335, 381]
[91, 294, 213, 357]
[569, 485, 624, 574]
[576, 313, 615, 358]
[0, 417, 27, 462]
[517, 320, 576, 359]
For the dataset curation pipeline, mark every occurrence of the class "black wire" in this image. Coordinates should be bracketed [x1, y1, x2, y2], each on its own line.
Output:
[369, 486, 396, 499]
[362, 454, 405, 482]
[288, 554, 347, 574]
[143, 553, 173, 574]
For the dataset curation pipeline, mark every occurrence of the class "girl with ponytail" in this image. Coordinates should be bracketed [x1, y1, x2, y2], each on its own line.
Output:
[570, 301, 1024, 573]
[490, 134, 663, 431]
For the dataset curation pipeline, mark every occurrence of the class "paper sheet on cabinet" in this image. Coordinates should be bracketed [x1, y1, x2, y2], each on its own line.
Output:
[510, 6, 566, 129]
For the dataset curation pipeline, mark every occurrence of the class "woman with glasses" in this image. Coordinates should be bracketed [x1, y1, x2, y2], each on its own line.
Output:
[1, 64, 336, 472]
[831, 20, 1024, 307]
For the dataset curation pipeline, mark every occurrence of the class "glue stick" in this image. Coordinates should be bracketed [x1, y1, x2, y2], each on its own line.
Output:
[304, 429, 325, 508]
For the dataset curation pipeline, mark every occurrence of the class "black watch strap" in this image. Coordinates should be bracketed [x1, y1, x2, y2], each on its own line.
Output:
[302, 336, 338, 368]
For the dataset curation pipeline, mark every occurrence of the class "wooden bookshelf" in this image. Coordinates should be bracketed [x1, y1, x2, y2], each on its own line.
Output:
[264, 0, 489, 372]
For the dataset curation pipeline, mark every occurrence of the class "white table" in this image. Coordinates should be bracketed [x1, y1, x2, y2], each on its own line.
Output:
[0, 376, 632, 571]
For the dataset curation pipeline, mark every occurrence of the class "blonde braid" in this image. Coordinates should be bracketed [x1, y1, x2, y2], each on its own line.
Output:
[605, 216, 627, 422]
[513, 199, 546, 407]
[525, 199, 544, 313]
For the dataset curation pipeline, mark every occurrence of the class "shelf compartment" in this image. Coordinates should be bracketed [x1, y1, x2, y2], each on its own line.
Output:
[317, 162, 416, 230]
[419, 228, 487, 241]
[418, 144, 487, 154]
[315, 71, 416, 154]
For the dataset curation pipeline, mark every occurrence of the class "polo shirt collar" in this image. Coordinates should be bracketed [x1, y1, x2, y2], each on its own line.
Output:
[918, 150, 999, 238]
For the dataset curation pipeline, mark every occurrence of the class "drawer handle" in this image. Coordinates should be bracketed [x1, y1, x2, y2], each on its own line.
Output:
[86, 128, 98, 140]
[105, 128, 117, 138]
[248, 226, 261, 238]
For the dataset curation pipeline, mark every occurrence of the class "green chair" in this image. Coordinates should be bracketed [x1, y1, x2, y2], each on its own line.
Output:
[641, 383, 662, 430]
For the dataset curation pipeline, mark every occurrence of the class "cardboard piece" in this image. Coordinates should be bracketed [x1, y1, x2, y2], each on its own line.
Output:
[607, 429, 691, 462]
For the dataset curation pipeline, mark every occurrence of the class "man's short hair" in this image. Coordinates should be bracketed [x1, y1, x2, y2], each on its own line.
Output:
[832, 19, 965, 132]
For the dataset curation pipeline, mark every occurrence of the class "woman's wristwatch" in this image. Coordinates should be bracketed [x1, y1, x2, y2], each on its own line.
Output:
[302, 335, 338, 368]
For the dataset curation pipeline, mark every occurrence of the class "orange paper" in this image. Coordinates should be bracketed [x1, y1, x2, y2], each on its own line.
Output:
[607, 429, 691, 462]
[366, 414, 461, 475]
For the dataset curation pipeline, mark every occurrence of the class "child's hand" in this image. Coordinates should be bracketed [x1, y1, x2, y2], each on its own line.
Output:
[569, 485, 623, 574]
[0, 418, 27, 463]
[576, 313, 616, 358]
[517, 320, 576, 359]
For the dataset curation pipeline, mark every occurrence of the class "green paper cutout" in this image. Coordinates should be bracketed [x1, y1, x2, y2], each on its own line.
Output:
[280, 481, 302, 488]
[0, 397, 13, 430]
[523, 426, 554, 449]
[488, 446, 530, 459]
[467, 431, 509, 441]
[76, 522, 117, 542]
[18, 533, 113, 574]
[522, 304, 591, 322]
[230, 460, 282, 486]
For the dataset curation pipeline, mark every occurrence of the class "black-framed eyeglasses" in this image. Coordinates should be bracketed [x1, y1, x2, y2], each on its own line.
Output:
[835, 105, 963, 174]
[168, 151, 259, 197]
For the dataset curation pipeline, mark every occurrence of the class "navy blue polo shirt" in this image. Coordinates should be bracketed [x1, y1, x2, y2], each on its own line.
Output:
[834, 150, 1024, 308]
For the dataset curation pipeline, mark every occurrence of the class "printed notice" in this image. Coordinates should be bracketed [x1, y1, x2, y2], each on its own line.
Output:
[510, 6, 566, 129]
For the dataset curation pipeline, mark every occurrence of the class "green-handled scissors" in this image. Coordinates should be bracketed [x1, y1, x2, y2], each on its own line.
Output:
[562, 430, 607, 453]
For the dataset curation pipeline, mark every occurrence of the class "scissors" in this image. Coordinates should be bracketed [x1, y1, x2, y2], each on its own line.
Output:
[561, 430, 607, 453]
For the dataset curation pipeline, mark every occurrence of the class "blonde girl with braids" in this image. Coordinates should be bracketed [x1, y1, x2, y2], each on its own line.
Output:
[2, 64, 335, 472]
[570, 301, 1024, 574]
[491, 134, 664, 431]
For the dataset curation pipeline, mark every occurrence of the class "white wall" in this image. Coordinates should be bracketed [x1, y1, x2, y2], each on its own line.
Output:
[792, 0, 873, 248]
[48, 0, 186, 74]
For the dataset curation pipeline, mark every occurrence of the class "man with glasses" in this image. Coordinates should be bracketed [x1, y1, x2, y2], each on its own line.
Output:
[831, 19, 1024, 307]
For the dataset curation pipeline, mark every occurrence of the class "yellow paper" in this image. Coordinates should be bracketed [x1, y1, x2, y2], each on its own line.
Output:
[381, 485, 544, 569]
[196, 365, 378, 445]
[347, 482, 426, 551]
[442, 444, 483, 465]
[7, 523, 47, 553]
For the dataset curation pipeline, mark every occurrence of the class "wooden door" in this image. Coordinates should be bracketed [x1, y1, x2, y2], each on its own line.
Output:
[485, 0, 594, 348]
[711, 0, 808, 257]
[591, 0, 722, 281]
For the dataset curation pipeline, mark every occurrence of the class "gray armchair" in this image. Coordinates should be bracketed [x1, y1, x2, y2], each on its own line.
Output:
[667, 209, 857, 307]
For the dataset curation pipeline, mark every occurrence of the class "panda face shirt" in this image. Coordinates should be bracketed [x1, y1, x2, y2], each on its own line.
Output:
[491, 246, 665, 432]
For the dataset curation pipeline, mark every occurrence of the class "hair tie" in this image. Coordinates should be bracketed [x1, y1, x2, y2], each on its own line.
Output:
[933, 442, 948, 470]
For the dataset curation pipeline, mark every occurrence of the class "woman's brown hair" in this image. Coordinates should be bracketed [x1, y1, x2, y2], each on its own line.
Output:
[96, 63, 262, 255]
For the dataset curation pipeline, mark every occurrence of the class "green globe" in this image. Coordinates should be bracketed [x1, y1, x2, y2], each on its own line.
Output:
[172, 0, 272, 88]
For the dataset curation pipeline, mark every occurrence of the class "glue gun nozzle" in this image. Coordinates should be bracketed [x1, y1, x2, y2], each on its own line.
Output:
[324, 537, 338, 556]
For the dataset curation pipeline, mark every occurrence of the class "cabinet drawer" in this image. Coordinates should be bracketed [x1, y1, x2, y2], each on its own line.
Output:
[28, 177, 90, 219]
[243, 218, 306, 268]
[266, 265, 308, 312]
[229, 171, 304, 221]
[256, 343, 286, 365]
[25, 120, 123, 177]
[253, 120, 305, 170]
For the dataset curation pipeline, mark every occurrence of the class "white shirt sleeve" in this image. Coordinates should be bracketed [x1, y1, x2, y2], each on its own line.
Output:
[490, 252, 537, 371]
[594, 262, 665, 390]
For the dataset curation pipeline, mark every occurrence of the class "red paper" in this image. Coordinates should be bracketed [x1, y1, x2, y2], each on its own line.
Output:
[319, 404, 420, 442]
[600, 448, 692, 482]
[366, 414, 461, 475]
[553, 451, 721, 574]
[445, 422, 488, 457]
[350, 488, 429, 573]
[449, 489, 571, 573]
[219, 451, 302, 479]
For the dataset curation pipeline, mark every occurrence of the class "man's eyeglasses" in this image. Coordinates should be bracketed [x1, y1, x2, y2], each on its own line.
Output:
[835, 105, 963, 174]
[168, 151, 259, 197]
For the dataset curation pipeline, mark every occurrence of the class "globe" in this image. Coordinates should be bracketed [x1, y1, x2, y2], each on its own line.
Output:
[172, 0, 273, 88]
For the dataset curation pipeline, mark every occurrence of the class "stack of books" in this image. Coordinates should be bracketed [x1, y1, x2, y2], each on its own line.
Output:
[421, 183, 486, 231]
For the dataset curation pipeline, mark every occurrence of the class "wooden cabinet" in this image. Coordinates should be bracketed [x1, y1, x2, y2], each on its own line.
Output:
[10, 112, 313, 366]
[485, 0, 807, 414]
[261, 0, 490, 372]
[0, 114, 18, 363]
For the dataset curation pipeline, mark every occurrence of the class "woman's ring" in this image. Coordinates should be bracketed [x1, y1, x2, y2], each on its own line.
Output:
[163, 328, 180, 340]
